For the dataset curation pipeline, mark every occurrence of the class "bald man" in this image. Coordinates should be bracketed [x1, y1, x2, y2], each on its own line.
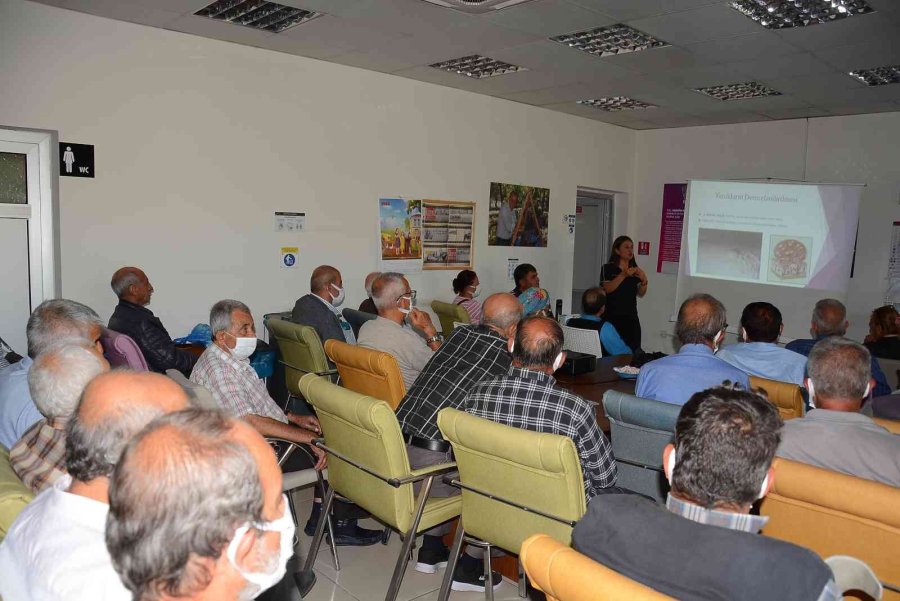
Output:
[636, 293, 749, 406]
[0, 371, 189, 601]
[107, 410, 295, 601]
[291, 264, 356, 346]
[108, 266, 197, 376]
[358, 271, 381, 315]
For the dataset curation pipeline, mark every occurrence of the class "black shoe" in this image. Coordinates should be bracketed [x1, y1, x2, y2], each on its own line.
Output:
[415, 545, 450, 574]
[451, 560, 502, 592]
[303, 503, 322, 537]
[332, 519, 383, 546]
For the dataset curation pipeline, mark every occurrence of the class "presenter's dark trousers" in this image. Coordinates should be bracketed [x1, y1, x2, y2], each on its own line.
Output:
[608, 314, 642, 354]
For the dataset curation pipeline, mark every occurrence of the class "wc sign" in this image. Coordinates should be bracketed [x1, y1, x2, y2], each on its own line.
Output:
[59, 142, 95, 178]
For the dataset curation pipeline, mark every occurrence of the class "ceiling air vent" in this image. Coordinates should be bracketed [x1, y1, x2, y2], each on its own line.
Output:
[195, 0, 322, 33]
[418, 0, 540, 14]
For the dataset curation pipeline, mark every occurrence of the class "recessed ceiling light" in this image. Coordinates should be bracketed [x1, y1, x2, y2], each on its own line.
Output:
[694, 81, 782, 101]
[849, 64, 900, 86]
[730, 0, 874, 29]
[551, 24, 670, 58]
[418, 0, 539, 14]
[430, 55, 527, 78]
[576, 97, 657, 111]
[194, 0, 321, 33]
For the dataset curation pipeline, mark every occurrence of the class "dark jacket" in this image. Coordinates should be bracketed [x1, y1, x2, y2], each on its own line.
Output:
[108, 300, 197, 376]
[358, 297, 377, 315]
[291, 294, 344, 346]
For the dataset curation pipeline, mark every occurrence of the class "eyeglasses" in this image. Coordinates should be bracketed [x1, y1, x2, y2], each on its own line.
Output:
[396, 290, 417, 302]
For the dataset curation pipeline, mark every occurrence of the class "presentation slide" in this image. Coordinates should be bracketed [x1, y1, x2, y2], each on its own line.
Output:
[684, 180, 861, 289]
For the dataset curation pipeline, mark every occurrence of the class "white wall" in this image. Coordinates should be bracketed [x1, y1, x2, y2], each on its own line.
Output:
[0, 0, 635, 337]
[632, 113, 900, 351]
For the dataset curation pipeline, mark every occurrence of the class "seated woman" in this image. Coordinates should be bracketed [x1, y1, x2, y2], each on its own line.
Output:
[452, 270, 482, 324]
[865, 305, 900, 359]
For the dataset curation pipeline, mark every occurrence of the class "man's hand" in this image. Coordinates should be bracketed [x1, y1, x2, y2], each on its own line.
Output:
[409, 308, 436, 336]
[309, 442, 327, 470]
[287, 412, 322, 435]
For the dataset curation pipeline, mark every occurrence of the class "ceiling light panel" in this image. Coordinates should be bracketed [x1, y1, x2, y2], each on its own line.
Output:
[430, 55, 527, 78]
[730, 0, 874, 29]
[694, 81, 782, 100]
[418, 0, 539, 14]
[849, 64, 900, 86]
[195, 0, 322, 33]
[576, 97, 657, 111]
[551, 24, 669, 58]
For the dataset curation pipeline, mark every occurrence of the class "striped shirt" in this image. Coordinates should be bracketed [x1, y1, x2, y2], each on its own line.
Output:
[190, 343, 287, 423]
[9, 418, 67, 493]
[452, 295, 482, 325]
[463, 366, 617, 499]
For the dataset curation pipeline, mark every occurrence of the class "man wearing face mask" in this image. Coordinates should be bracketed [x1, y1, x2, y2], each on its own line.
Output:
[291, 265, 356, 346]
[358, 272, 442, 390]
[462, 316, 617, 501]
[106, 409, 297, 601]
[636, 293, 749, 406]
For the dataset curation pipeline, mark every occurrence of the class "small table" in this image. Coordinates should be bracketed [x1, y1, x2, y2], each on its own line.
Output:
[555, 354, 636, 433]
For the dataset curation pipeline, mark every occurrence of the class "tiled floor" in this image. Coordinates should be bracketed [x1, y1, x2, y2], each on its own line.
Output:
[290, 487, 524, 601]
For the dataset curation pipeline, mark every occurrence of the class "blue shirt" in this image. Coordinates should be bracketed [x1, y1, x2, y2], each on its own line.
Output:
[571, 315, 631, 356]
[0, 358, 42, 449]
[636, 344, 751, 406]
[786, 336, 891, 397]
[716, 342, 808, 386]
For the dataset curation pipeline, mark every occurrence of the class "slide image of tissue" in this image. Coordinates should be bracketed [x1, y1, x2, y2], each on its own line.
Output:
[768, 236, 810, 284]
[696, 228, 762, 280]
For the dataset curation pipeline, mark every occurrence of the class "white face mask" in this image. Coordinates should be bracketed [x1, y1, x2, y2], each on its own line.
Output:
[469, 286, 480, 299]
[228, 494, 296, 600]
[329, 283, 345, 308]
[398, 294, 413, 315]
[228, 334, 257, 359]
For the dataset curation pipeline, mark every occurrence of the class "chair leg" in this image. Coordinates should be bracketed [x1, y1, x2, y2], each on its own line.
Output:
[303, 486, 335, 572]
[437, 524, 466, 601]
[385, 475, 435, 601]
[317, 471, 340, 571]
[517, 557, 526, 598]
[483, 543, 494, 601]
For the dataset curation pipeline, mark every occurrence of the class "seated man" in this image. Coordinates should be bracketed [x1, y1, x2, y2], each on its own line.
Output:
[396, 293, 521, 582]
[108, 267, 198, 376]
[191, 299, 380, 546]
[573, 385, 838, 601]
[716, 302, 807, 386]
[510, 263, 539, 298]
[463, 316, 617, 500]
[358, 271, 380, 315]
[636, 293, 749, 406]
[566, 287, 631, 355]
[786, 298, 890, 396]
[777, 337, 900, 487]
[10, 343, 108, 492]
[107, 409, 294, 601]
[0, 299, 104, 449]
[0, 371, 188, 601]
[357, 273, 442, 389]
[291, 264, 355, 345]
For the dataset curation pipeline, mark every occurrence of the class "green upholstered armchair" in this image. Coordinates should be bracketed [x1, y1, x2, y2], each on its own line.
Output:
[0, 445, 33, 543]
[436, 408, 587, 601]
[266, 318, 337, 408]
[298, 374, 461, 601]
[430, 300, 470, 336]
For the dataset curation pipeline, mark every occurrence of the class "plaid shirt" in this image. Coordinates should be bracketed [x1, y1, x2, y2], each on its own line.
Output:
[463, 366, 617, 499]
[397, 325, 511, 440]
[9, 418, 67, 493]
[190, 343, 287, 423]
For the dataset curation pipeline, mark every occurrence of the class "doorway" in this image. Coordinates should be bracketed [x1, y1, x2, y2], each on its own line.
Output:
[0, 128, 59, 355]
[571, 191, 614, 315]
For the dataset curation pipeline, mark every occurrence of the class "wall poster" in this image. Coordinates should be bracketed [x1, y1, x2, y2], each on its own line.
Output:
[422, 200, 475, 270]
[657, 183, 688, 274]
[488, 181, 550, 247]
[378, 198, 422, 273]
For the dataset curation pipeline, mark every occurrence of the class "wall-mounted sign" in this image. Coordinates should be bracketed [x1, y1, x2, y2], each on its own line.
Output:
[59, 142, 94, 178]
[281, 247, 298, 269]
[638, 241, 650, 255]
[274, 211, 305, 232]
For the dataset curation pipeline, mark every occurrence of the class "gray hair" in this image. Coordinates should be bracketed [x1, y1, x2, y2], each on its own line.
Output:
[29, 343, 106, 420]
[26, 299, 102, 358]
[209, 300, 251, 335]
[111, 269, 143, 299]
[372, 272, 407, 311]
[107, 409, 263, 600]
[812, 298, 848, 336]
[675, 293, 727, 345]
[807, 337, 871, 401]
[483, 300, 523, 333]
[364, 271, 381, 297]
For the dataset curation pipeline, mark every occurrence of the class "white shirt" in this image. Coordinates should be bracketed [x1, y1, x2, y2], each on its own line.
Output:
[0, 475, 131, 601]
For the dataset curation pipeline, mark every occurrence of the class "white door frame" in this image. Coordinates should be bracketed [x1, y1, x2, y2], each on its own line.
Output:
[0, 126, 61, 305]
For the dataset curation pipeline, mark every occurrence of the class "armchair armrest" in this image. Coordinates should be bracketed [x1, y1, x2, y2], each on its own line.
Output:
[267, 436, 316, 467]
[278, 360, 338, 378]
[312, 439, 456, 488]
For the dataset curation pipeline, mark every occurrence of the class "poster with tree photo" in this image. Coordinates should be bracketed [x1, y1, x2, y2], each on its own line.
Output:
[488, 182, 550, 247]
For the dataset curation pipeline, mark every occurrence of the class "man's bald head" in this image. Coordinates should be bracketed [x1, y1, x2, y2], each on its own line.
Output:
[364, 271, 381, 298]
[511, 316, 564, 371]
[65, 370, 189, 484]
[675, 294, 727, 346]
[482, 293, 523, 338]
[111, 267, 153, 305]
[811, 298, 848, 337]
[310, 265, 341, 295]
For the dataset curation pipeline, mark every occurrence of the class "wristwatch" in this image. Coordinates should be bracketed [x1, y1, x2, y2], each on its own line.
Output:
[425, 333, 443, 344]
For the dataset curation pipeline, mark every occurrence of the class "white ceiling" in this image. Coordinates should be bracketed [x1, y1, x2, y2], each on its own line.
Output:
[30, 0, 900, 129]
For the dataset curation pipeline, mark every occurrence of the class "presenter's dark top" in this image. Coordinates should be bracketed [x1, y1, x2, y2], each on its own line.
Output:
[601, 263, 640, 318]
